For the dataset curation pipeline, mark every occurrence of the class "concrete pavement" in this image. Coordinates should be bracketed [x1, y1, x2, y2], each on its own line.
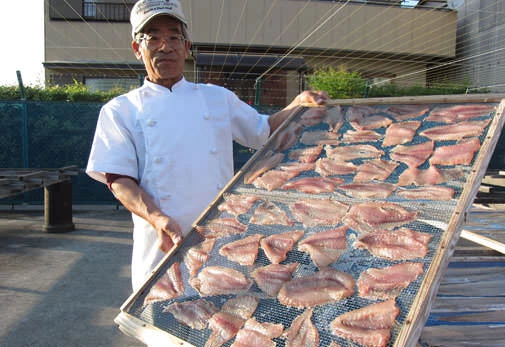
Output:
[0, 204, 144, 347]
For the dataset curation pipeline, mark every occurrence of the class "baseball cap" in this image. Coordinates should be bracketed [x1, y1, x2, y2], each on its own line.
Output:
[130, 0, 188, 39]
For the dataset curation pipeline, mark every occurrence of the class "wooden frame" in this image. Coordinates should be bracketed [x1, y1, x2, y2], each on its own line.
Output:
[115, 94, 505, 346]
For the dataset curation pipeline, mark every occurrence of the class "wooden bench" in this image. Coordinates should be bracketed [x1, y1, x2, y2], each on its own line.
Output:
[0, 166, 80, 233]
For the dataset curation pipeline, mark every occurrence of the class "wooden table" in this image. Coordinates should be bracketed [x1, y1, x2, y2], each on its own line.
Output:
[0, 166, 79, 232]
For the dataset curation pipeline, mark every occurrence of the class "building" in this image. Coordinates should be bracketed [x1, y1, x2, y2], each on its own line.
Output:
[450, 0, 505, 93]
[44, 0, 457, 105]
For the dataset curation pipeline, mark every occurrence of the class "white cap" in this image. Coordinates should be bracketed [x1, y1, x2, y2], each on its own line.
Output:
[130, 0, 188, 39]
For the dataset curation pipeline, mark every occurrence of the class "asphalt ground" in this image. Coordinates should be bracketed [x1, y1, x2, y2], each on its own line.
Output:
[0, 204, 144, 347]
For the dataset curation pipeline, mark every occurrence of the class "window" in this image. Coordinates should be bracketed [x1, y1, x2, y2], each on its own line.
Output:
[83, 1, 135, 21]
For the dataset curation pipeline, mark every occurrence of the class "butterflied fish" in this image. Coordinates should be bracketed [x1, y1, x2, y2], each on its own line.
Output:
[341, 129, 383, 143]
[357, 262, 424, 300]
[383, 121, 421, 147]
[338, 182, 396, 199]
[390, 141, 434, 168]
[217, 193, 260, 216]
[196, 218, 247, 238]
[163, 299, 218, 330]
[425, 104, 495, 123]
[273, 122, 304, 152]
[330, 299, 400, 347]
[278, 267, 355, 308]
[250, 201, 295, 226]
[420, 119, 490, 141]
[251, 263, 298, 296]
[184, 238, 216, 277]
[231, 318, 284, 347]
[219, 234, 263, 266]
[206, 295, 258, 347]
[291, 198, 349, 227]
[253, 169, 302, 191]
[397, 165, 465, 186]
[429, 137, 481, 166]
[386, 105, 430, 120]
[301, 130, 341, 145]
[281, 176, 343, 194]
[315, 158, 358, 177]
[324, 105, 345, 133]
[354, 227, 432, 260]
[283, 309, 319, 347]
[346, 105, 391, 130]
[189, 266, 252, 296]
[396, 186, 455, 201]
[353, 159, 399, 182]
[325, 144, 384, 161]
[243, 150, 285, 184]
[143, 262, 184, 306]
[344, 202, 418, 234]
[260, 230, 305, 264]
[288, 146, 323, 163]
[298, 226, 348, 268]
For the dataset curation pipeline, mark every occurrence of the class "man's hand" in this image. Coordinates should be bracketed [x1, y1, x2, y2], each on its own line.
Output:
[290, 90, 329, 108]
[152, 213, 183, 253]
[109, 176, 183, 253]
[268, 90, 330, 135]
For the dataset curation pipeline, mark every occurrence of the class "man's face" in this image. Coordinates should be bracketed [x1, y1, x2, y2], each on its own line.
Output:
[132, 15, 191, 89]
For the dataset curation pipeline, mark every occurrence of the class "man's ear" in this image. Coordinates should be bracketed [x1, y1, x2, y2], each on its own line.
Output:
[132, 41, 142, 61]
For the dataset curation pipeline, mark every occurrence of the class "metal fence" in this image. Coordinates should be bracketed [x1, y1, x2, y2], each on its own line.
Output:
[0, 100, 281, 205]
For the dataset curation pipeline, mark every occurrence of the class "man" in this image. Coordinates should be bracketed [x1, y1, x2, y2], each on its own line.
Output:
[86, 0, 328, 292]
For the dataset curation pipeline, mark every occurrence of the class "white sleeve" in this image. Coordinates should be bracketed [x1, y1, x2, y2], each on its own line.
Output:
[86, 99, 139, 185]
[228, 91, 270, 150]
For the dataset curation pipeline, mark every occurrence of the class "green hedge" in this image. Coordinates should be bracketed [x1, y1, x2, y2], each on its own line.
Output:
[306, 67, 485, 98]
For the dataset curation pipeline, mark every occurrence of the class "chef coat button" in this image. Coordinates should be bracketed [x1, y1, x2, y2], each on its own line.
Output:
[147, 120, 156, 127]
[210, 148, 217, 154]
[216, 183, 223, 190]
[154, 157, 162, 164]
[203, 114, 210, 120]
[161, 195, 171, 201]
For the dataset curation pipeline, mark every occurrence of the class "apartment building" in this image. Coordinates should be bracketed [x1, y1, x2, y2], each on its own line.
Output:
[44, 0, 457, 105]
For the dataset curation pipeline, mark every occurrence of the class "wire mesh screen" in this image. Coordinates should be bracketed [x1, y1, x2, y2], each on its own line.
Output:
[0, 100, 281, 204]
[107, 97, 504, 346]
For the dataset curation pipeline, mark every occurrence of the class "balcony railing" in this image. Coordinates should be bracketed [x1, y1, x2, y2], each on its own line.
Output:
[83, 1, 135, 21]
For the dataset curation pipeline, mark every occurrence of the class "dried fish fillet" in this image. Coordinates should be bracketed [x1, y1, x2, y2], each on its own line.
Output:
[278, 267, 355, 308]
[163, 299, 218, 330]
[260, 230, 304, 264]
[251, 263, 298, 296]
[206, 295, 258, 347]
[283, 308, 319, 347]
[330, 299, 400, 347]
[291, 198, 349, 227]
[196, 218, 247, 239]
[183, 238, 216, 277]
[344, 202, 418, 234]
[189, 266, 252, 296]
[143, 262, 184, 306]
[357, 262, 424, 300]
[219, 234, 263, 266]
[354, 227, 432, 260]
[217, 193, 259, 216]
[298, 226, 348, 268]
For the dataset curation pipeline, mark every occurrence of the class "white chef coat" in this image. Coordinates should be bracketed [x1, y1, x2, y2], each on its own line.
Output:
[86, 77, 270, 291]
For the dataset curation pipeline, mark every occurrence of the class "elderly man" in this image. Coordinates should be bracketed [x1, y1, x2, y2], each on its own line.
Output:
[86, 0, 328, 292]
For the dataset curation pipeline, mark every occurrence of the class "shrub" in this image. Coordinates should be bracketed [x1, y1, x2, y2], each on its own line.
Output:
[307, 67, 368, 99]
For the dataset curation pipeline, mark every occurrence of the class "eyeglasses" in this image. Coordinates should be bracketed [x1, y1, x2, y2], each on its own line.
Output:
[138, 33, 187, 50]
